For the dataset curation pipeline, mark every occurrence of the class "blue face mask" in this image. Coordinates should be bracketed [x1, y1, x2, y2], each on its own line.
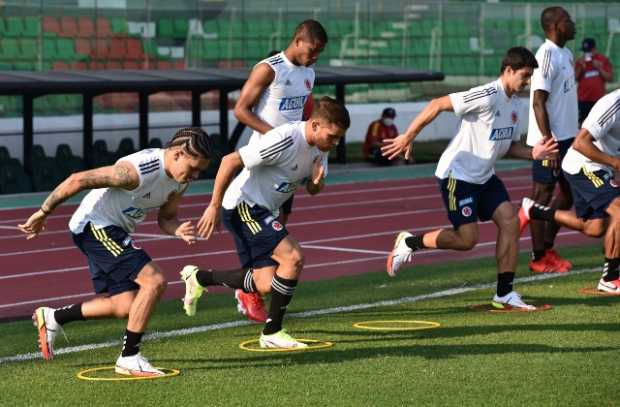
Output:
[383, 118, 394, 126]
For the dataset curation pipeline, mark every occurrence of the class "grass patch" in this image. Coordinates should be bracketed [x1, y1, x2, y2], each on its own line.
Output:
[1, 244, 618, 406]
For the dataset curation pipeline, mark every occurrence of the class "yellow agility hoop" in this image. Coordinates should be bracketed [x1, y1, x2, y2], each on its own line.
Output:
[239, 338, 334, 353]
[76, 366, 180, 381]
[352, 320, 441, 331]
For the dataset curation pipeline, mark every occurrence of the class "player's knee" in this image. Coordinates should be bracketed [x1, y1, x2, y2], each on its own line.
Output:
[143, 272, 167, 295]
[286, 249, 304, 271]
[584, 224, 605, 238]
[461, 236, 478, 250]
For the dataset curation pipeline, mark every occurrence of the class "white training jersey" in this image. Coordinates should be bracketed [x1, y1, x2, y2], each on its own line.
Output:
[223, 121, 328, 215]
[562, 89, 620, 175]
[248, 51, 315, 145]
[435, 79, 522, 184]
[69, 148, 185, 234]
[526, 39, 579, 145]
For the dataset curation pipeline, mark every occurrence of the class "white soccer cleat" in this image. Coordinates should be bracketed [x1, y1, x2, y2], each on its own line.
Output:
[32, 307, 60, 360]
[115, 353, 165, 377]
[180, 265, 206, 316]
[492, 291, 536, 311]
[386, 231, 414, 277]
[597, 278, 620, 293]
[259, 329, 308, 349]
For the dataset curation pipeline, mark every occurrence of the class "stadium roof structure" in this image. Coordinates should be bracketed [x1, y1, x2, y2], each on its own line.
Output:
[0, 66, 443, 173]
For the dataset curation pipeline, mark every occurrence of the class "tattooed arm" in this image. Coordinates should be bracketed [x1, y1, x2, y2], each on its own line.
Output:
[17, 162, 139, 239]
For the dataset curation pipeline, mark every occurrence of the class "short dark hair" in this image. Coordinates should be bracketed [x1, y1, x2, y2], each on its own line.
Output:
[541, 6, 566, 33]
[293, 19, 328, 44]
[500, 46, 538, 73]
[311, 96, 350, 130]
[167, 127, 213, 159]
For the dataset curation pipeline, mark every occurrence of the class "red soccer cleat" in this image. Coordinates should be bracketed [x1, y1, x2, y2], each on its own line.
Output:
[545, 249, 572, 272]
[235, 290, 268, 323]
[528, 257, 557, 273]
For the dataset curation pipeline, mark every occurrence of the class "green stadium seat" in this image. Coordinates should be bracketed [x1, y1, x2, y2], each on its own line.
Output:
[111, 18, 129, 35]
[14, 62, 35, 71]
[4, 17, 24, 38]
[173, 19, 189, 39]
[23, 17, 41, 38]
[42, 39, 57, 60]
[1, 39, 20, 61]
[20, 39, 38, 60]
[56, 38, 82, 61]
[158, 19, 175, 38]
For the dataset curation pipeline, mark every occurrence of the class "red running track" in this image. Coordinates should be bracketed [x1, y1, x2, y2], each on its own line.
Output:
[0, 168, 597, 319]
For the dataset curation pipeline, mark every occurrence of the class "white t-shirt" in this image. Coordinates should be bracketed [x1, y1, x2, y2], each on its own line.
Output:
[223, 121, 327, 215]
[69, 148, 185, 234]
[526, 39, 579, 145]
[562, 89, 620, 175]
[435, 79, 522, 184]
[248, 52, 315, 145]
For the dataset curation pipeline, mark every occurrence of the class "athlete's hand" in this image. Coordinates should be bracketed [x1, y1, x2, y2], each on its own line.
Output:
[532, 137, 559, 161]
[311, 156, 325, 185]
[175, 220, 197, 245]
[381, 134, 413, 160]
[197, 205, 220, 240]
[17, 209, 48, 239]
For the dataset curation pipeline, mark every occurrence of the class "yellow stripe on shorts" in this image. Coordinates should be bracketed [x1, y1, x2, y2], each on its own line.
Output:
[582, 167, 603, 188]
[447, 175, 457, 211]
[238, 202, 262, 235]
[90, 223, 123, 257]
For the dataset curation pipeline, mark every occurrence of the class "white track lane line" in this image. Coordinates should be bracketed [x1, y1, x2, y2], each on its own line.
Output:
[0, 265, 598, 364]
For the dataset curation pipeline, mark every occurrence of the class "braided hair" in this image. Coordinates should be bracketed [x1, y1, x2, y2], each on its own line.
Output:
[166, 127, 213, 159]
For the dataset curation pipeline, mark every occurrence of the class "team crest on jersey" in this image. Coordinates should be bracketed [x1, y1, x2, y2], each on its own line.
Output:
[272, 221, 284, 231]
[305, 79, 312, 90]
[461, 206, 473, 217]
[511, 111, 518, 124]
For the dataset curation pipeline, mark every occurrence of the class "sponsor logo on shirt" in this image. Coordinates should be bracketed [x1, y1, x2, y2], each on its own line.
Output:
[459, 197, 473, 207]
[279, 96, 306, 111]
[274, 181, 298, 193]
[489, 127, 514, 141]
[122, 206, 145, 220]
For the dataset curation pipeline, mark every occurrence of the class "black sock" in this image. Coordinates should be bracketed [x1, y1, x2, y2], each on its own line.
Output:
[121, 329, 144, 357]
[53, 304, 85, 326]
[530, 203, 556, 222]
[531, 250, 546, 261]
[263, 275, 297, 335]
[496, 272, 515, 297]
[196, 268, 256, 292]
[602, 258, 620, 282]
[544, 241, 554, 251]
[405, 234, 426, 251]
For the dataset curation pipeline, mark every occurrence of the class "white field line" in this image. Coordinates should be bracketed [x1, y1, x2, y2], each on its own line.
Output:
[0, 229, 583, 308]
[301, 244, 390, 255]
[0, 266, 598, 365]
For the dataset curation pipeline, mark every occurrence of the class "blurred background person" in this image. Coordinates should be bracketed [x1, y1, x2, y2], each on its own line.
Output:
[575, 38, 613, 124]
[363, 107, 399, 165]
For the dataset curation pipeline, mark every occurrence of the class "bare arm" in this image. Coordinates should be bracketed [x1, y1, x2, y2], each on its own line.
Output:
[532, 90, 553, 140]
[381, 95, 453, 160]
[196, 152, 245, 238]
[157, 185, 196, 244]
[506, 138, 558, 160]
[234, 63, 276, 135]
[18, 162, 139, 239]
[306, 157, 325, 195]
[573, 128, 620, 170]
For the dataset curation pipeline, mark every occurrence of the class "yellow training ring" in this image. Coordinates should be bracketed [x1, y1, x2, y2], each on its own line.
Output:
[239, 338, 334, 352]
[76, 366, 180, 381]
[353, 320, 441, 331]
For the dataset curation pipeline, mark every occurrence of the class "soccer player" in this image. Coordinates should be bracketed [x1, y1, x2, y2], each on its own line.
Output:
[382, 47, 558, 310]
[18, 128, 212, 376]
[231, 19, 327, 322]
[181, 97, 349, 347]
[520, 6, 578, 273]
[520, 89, 620, 293]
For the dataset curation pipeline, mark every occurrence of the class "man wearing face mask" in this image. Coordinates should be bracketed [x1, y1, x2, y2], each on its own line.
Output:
[363, 107, 399, 165]
[575, 38, 613, 125]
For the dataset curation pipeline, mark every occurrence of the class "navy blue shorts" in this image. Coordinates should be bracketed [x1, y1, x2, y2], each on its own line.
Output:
[72, 223, 151, 296]
[222, 201, 289, 269]
[532, 138, 574, 184]
[564, 169, 620, 220]
[439, 175, 510, 229]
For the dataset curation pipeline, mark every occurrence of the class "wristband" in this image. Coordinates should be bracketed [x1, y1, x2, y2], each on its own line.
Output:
[40, 206, 52, 215]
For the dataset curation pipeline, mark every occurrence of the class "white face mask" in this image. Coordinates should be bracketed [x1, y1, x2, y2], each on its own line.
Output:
[383, 118, 394, 126]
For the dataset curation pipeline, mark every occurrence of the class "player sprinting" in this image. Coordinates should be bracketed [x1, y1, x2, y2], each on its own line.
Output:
[382, 47, 558, 310]
[520, 6, 578, 273]
[18, 128, 212, 376]
[230, 19, 327, 323]
[181, 97, 349, 348]
[520, 89, 620, 293]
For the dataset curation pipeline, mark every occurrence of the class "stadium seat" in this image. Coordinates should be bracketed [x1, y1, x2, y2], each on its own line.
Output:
[158, 19, 175, 38]
[126, 39, 144, 59]
[148, 137, 163, 148]
[116, 138, 136, 159]
[60, 16, 79, 38]
[111, 18, 128, 35]
[92, 139, 116, 167]
[14, 62, 35, 71]
[93, 39, 109, 59]
[31, 144, 61, 191]
[75, 38, 92, 57]
[96, 17, 112, 37]
[108, 38, 127, 59]
[0, 161, 32, 194]
[55, 143, 85, 179]
[42, 16, 61, 36]
[5, 17, 24, 38]
[23, 17, 41, 38]
[78, 16, 95, 38]
[20, 39, 38, 60]
[1, 39, 20, 61]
